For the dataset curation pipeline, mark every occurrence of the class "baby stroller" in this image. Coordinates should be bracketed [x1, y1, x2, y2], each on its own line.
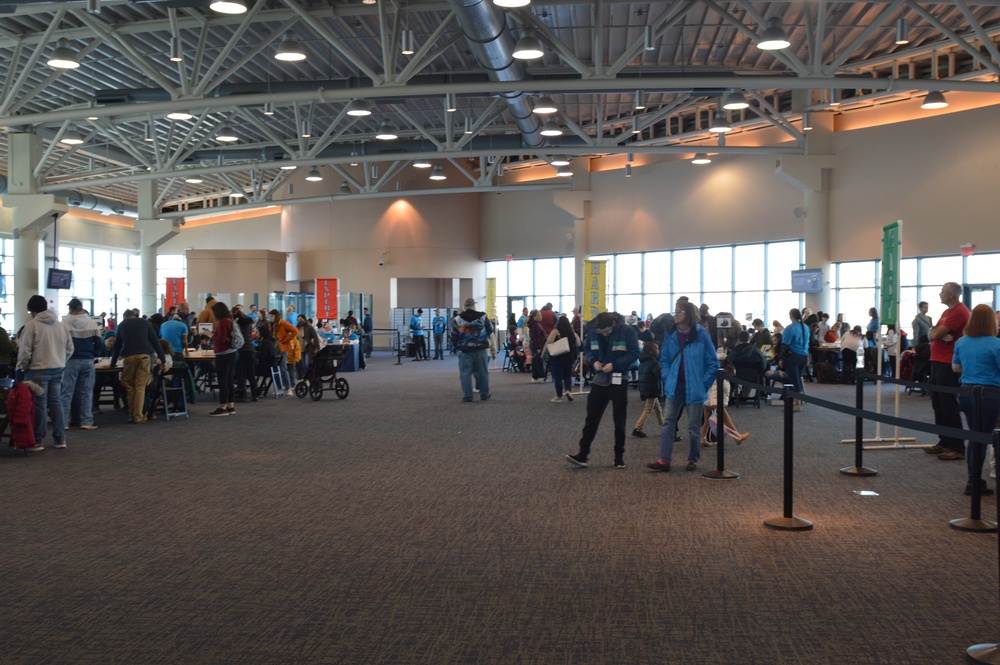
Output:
[294, 345, 350, 401]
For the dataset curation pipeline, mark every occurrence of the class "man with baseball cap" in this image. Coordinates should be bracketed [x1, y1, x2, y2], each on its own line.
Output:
[451, 297, 493, 402]
[62, 298, 102, 430]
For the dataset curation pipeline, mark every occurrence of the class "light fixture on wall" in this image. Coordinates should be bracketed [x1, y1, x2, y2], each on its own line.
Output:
[305, 166, 323, 181]
[691, 153, 711, 165]
[429, 164, 447, 180]
[756, 16, 790, 50]
[895, 18, 910, 45]
[47, 38, 81, 69]
[920, 90, 948, 109]
[532, 96, 558, 114]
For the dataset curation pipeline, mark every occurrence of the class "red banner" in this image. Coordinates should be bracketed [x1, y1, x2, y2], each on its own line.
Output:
[316, 278, 339, 320]
[165, 277, 185, 312]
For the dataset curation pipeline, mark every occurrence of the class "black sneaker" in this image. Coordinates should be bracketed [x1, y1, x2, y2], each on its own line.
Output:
[646, 461, 670, 472]
[613, 459, 625, 469]
[208, 407, 229, 417]
[686, 460, 698, 471]
[631, 428, 647, 438]
[226, 407, 236, 415]
[965, 481, 996, 496]
[565, 453, 588, 468]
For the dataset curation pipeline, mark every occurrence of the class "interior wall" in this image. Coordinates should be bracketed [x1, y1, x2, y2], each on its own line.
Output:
[396, 278, 452, 307]
[186, 249, 286, 296]
[157, 211, 282, 254]
[57, 215, 140, 251]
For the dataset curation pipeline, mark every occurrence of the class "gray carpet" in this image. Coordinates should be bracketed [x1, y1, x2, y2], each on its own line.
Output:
[2, 355, 998, 664]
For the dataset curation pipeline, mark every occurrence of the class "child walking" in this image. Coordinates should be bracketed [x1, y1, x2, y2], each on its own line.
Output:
[631, 342, 663, 438]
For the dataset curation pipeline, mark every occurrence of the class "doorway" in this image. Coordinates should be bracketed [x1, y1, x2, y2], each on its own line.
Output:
[964, 284, 999, 310]
[508, 296, 527, 330]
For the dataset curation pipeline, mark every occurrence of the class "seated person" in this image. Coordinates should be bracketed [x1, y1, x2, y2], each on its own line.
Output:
[728, 330, 768, 400]
[94, 330, 126, 411]
[341, 323, 360, 342]
[749, 319, 772, 349]
[506, 325, 526, 371]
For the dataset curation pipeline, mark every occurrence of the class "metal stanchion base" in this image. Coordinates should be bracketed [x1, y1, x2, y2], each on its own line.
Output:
[839, 465, 879, 476]
[702, 469, 740, 480]
[763, 516, 813, 531]
[967, 643, 1000, 663]
[950, 518, 998, 533]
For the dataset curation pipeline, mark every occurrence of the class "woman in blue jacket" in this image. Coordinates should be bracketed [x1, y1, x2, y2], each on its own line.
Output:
[647, 300, 719, 472]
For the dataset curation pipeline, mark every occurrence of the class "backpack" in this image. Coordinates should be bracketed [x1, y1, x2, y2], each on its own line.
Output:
[230, 320, 245, 351]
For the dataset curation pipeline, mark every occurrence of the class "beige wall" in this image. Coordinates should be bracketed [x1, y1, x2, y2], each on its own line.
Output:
[157, 211, 282, 254]
[186, 249, 287, 296]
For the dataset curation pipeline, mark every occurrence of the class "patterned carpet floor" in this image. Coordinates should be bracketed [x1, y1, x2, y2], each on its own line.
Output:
[2, 354, 998, 664]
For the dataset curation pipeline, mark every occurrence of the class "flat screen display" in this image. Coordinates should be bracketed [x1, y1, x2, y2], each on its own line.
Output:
[47, 268, 73, 290]
[791, 269, 823, 293]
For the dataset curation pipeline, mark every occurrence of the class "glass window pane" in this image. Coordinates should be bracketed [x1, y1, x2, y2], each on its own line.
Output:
[560, 295, 577, 316]
[616, 294, 643, 319]
[734, 291, 766, 327]
[645, 293, 672, 319]
[644, 252, 670, 293]
[837, 289, 876, 330]
[616, 253, 642, 294]
[561, 258, 575, 300]
[920, 256, 962, 287]
[838, 261, 876, 289]
[535, 259, 560, 296]
[702, 247, 732, 292]
[703, 292, 733, 317]
[900, 258, 917, 286]
[966, 253, 998, 284]
[508, 260, 533, 295]
[735, 244, 765, 291]
[899, 287, 918, 336]
[673, 249, 701, 294]
[487, 261, 507, 298]
[767, 291, 800, 328]
[93, 250, 110, 267]
[767, 241, 801, 290]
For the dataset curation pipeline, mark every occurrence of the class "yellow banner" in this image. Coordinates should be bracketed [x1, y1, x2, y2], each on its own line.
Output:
[583, 260, 607, 320]
[485, 278, 497, 320]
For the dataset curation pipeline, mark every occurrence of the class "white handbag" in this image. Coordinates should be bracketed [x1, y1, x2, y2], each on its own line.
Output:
[548, 335, 571, 357]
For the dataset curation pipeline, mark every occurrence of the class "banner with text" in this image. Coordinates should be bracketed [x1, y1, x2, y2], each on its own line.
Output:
[165, 277, 185, 312]
[583, 260, 607, 320]
[486, 278, 497, 320]
[316, 278, 339, 320]
[880, 221, 901, 327]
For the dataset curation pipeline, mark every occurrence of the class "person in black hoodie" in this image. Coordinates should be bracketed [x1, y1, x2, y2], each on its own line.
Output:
[631, 341, 663, 438]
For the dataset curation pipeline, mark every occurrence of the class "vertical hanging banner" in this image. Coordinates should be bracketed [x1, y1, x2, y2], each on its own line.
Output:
[880, 221, 901, 327]
[316, 278, 339, 320]
[485, 277, 497, 320]
[583, 260, 607, 320]
[165, 277, 185, 312]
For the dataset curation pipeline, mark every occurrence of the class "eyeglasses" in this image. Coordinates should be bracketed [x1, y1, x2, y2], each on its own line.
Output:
[674, 310, 684, 315]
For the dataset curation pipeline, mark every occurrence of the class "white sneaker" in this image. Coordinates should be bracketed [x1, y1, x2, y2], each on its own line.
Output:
[551, 396, 564, 403]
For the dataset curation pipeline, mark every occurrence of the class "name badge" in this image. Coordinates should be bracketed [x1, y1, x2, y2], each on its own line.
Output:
[611, 372, 623, 385]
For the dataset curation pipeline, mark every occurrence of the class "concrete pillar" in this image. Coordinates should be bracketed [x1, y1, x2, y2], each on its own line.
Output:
[134, 180, 179, 314]
[554, 158, 594, 318]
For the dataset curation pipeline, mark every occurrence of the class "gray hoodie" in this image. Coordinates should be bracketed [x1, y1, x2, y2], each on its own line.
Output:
[17, 310, 74, 371]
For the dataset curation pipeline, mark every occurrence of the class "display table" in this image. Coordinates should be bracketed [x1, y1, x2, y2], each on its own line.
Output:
[323, 342, 359, 372]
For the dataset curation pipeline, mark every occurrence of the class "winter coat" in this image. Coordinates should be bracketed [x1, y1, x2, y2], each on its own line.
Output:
[583, 314, 641, 373]
[637, 355, 662, 400]
[660, 323, 719, 404]
[452, 309, 494, 351]
[17, 310, 73, 371]
[63, 313, 102, 360]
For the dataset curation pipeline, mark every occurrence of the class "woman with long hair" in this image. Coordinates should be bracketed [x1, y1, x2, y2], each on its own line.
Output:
[952, 304, 1000, 496]
[527, 309, 547, 383]
[209, 301, 239, 416]
[544, 315, 580, 402]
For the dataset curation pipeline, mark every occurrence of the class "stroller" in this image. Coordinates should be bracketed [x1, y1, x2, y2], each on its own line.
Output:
[294, 345, 350, 401]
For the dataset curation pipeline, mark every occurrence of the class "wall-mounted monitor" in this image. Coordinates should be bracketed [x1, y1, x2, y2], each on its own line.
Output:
[791, 269, 823, 294]
[46, 268, 73, 290]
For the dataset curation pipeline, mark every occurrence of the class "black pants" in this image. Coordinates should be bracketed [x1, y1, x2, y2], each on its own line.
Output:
[414, 335, 427, 359]
[215, 352, 239, 405]
[578, 382, 628, 461]
[841, 348, 857, 384]
[234, 350, 257, 398]
[931, 360, 963, 452]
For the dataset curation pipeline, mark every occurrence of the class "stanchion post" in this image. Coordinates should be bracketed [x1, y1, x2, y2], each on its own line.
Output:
[951, 386, 996, 533]
[965, 430, 1000, 663]
[704, 367, 739, 480]
[764, 384, 813, 531]
[841, 370, 878, 476]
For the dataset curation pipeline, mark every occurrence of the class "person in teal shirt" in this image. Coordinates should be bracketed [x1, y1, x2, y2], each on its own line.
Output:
[431, 309, 447, 360]
[410, 309, 427, 361]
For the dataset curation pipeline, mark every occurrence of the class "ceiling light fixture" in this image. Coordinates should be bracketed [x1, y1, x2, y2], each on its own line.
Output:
[262, 102, 274, 116]
[429, 164, 447, 180]
[634, 90, 646, 110]
[275, 35, 307, 62]
[375, 120, 398, 140]
[709, 112, 732, 133]
[60, 129, 85, 145]
[625, 164, 632, 178]
[920, 90, 948, 109]
[643, 25, 656, 51]
[494, 0, 530, 7]
[167, 111, 193, 121]
[445, 94, 457, 113]
[345, 99, 374, 117]
[339, 181, 351, 194]
[184, 175, 204, 183]
[631, 117, 641, 134]
[895, 18, 910, 45]
[691, 153, 712, 165]
[722, 91, 749, 110]
[828, 89, 841, 106]
[47, 38, 80, 69]
[802, 112, 813, 131]
[216, 125, 239, 142]
[550, 155, 570, 166]
[169, 37, 183, 62]
[532, 96, 557, 114]
[756, 17, 790, 51]
[512, 34, 544, 60]
[401, 29, 415, 55]
[278, 158, 297, 170]
[300, 120, 311, 138]
[305, 167, 323, 181]
[144, 125, 154, 142]
[413, 157, 432, 168]
[556, 165, 572, 177]
[361, 0, 376, 5]
[540, 118, 563, 137]
[209, 0, 247, 14]
[463, 117, 473, 134]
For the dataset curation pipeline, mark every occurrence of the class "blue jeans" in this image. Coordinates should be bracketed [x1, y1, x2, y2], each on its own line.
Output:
[658, 386, 704, 464]
[551, 357, 574, 397]
[61, 358, 96, 427]
[959, 390, 1000, 483]
[784, 352, 807, 394]
[26, 367, 66, 444]
[459, 349, 490, 400]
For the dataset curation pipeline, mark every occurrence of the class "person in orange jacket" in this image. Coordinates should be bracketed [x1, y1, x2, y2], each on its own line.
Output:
[269, 309, 298, 393]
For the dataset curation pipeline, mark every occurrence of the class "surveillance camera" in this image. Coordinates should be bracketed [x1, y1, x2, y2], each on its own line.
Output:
[378, 258, 385, 267]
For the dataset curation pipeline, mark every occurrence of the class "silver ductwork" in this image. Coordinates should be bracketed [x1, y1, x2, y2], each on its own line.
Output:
[447, 0, 544, 148]
[0, 175, 138, 218]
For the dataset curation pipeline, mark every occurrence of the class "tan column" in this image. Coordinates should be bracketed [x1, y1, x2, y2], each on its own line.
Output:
[134, 180, 179, 314]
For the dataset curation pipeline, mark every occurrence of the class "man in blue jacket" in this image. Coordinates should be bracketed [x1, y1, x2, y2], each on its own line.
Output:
[565, 311, 640, 469]
[648, 300, 719, 472]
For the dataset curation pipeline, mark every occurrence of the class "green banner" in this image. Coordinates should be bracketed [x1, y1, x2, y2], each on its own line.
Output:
[880, 221, 901, 327]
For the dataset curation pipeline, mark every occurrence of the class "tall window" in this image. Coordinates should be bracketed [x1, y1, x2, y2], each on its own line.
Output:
[56, 246, 141, 317]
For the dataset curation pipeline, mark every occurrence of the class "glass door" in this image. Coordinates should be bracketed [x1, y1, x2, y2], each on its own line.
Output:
[964, 284, 998, 310]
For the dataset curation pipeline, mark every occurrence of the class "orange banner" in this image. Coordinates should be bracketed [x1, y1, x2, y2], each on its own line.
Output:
[165, 277, 185, 312]
[316, 278, 339, 320]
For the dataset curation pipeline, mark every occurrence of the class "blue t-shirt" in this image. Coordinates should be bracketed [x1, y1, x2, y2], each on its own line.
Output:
[159, 318, 189, 352]
[410, 315, 424, 336]
[782, 321, 810, 356]
[432, 316, 447, 335]
[953, 335, 1000, 386]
